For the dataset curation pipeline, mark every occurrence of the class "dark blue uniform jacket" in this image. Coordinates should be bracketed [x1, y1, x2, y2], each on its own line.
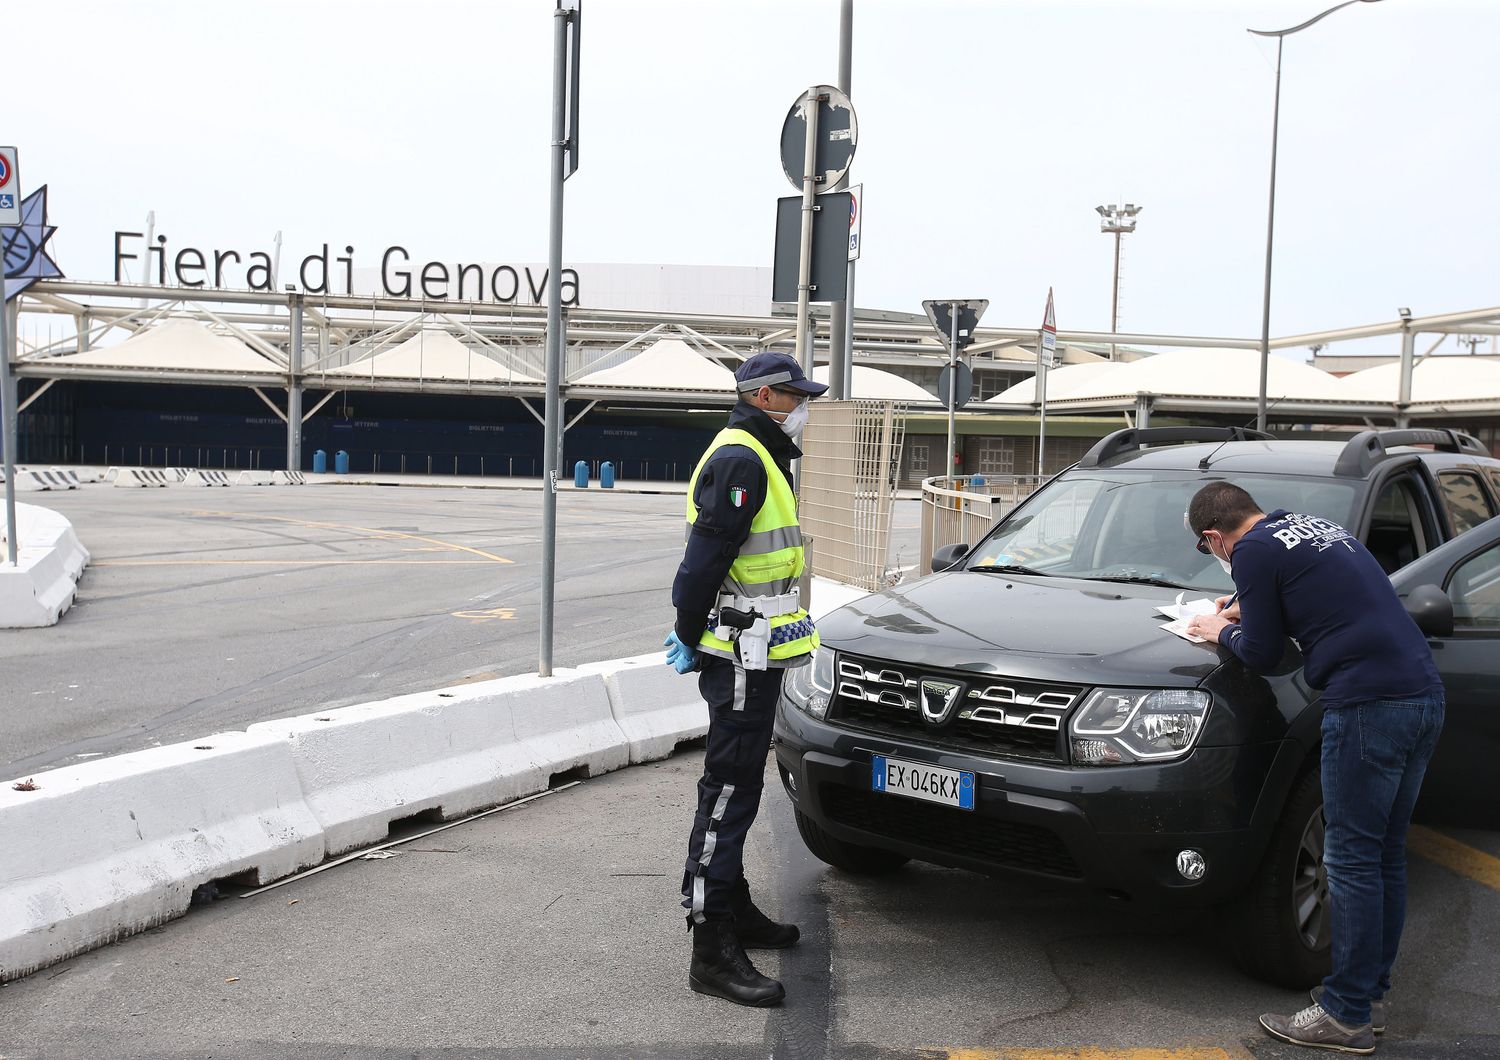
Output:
[1221, 509, 1442, 708]
[672, 401, 800, 646]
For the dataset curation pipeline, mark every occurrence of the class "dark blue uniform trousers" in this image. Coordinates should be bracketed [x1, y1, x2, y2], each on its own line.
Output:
[681, 655, 786, 923]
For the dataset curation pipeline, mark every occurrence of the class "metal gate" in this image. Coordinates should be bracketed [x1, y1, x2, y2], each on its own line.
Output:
[798, 400, 906, 591]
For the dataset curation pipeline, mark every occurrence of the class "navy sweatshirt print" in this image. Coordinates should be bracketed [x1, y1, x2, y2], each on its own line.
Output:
[1220, 509, 1442, 707]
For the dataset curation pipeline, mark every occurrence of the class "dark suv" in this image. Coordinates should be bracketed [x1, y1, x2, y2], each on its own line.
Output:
[776, 426, 1500, 987]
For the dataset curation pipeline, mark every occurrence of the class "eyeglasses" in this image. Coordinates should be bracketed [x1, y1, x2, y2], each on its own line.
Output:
[1194, 521, 1219, 555]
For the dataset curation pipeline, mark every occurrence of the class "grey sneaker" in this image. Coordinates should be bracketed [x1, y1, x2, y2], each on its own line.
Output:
[1259, 1002, 1375, 1054]
[1311, 986, 1387, 1035]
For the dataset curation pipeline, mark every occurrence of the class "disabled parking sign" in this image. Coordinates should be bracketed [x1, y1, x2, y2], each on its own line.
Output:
[0, 148, 19, 226]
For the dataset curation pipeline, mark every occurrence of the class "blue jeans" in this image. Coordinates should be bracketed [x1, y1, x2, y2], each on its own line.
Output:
[1319, 691, 1445, 1026]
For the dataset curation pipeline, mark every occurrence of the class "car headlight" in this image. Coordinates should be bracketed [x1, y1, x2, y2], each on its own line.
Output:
[782, 647, 834, 719]
[1069, 688, 1210, 766]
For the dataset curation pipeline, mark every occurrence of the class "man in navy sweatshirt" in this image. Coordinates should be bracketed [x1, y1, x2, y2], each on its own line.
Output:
[1185, 482, 1443, 1056]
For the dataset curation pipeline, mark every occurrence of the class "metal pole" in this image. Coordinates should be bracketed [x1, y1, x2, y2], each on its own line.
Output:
[795, 88, 821, 377]
[946, 304, 958, 480]
[539, 2, 570, 677]
[1256, 37, 1283, 434]
[287, 295, 303, 471]
[828, 0, 853, 399]
[1396, 324, 1415, 427]
[842, 266, 856, 400]
[1, 297, 18, 565]
[1036, 332, 1047, 478]
[1110, 229, 1122, 361]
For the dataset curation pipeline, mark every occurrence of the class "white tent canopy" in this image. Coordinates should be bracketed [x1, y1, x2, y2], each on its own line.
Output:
[1055, 347, 1347, 403]
[987, 361, 1127, 404]
[812, 365, 935, 402]
[573, 337, 737, 391]
[323, 331, 538, 383]
[1337, 356, 1500, 405]
[35, 319, 281, 374]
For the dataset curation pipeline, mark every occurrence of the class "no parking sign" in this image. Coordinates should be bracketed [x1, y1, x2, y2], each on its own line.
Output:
[0, 147, 18, 225]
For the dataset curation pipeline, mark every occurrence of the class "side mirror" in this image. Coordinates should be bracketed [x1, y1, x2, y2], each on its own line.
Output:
[931, 542, 970, 573]
[1404, 583, 1454, 638]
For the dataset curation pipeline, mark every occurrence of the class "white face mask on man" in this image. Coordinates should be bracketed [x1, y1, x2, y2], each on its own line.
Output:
[1209, 534, 1233, 576]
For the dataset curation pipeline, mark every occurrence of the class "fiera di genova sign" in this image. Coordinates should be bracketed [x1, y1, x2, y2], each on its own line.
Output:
[112, 232, 580, 306]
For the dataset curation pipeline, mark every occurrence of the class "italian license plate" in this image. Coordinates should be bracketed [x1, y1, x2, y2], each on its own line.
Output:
[871, 755, 975, 811]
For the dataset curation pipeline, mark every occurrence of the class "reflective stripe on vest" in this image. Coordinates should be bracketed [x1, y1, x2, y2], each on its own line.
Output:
[685, 427, 819, 662]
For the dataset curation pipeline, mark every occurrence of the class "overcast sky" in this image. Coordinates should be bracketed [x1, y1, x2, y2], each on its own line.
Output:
[11, 0, 1498, 355]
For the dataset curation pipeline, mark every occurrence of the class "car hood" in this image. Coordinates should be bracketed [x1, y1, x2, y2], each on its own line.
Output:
[816, 571, 1222, 688]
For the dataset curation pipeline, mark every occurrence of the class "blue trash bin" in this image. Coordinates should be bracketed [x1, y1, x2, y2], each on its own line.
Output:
[573, 460, 589, 488]
[335, 450, 349, 475]
[312, 449, 327, 474]
[969, 473, 986, 488]
[600, 461, 615, 489]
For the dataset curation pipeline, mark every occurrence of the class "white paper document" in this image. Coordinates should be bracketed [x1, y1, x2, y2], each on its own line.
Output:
[1157, 592, 1216, 643]
[1159, 617, 1207, 644]
[1154, 592, 1218, 622]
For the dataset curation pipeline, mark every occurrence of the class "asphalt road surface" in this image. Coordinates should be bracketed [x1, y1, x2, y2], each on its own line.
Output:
[1, 749, 1497, 1059]
[0, 484, 921, 777]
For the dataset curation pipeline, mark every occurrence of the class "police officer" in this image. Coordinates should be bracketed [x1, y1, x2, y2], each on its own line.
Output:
[663, 351, 826, 1007]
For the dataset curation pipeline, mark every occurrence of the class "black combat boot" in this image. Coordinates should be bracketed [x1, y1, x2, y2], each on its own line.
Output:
[689, 919, 786, 1007]
[730, 880, 800, 949]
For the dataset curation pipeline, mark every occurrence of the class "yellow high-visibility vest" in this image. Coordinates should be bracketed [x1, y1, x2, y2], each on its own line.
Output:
[685, 427, 818, 664]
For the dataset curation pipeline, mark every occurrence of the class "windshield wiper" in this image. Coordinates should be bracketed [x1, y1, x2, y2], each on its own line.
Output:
[967, 563, 1049, 577]
[1087, 574, 1188, 589]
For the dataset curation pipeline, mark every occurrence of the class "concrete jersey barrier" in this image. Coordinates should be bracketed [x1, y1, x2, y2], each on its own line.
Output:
[0, 732, 325, 982]
[0, 503, 91, 628]
[181, 469, 232, 487]
[247, 668, 628, 856]
[0, 583, 874, 980]
[577, 653, 708, 765]
[112, 468, 173, 488]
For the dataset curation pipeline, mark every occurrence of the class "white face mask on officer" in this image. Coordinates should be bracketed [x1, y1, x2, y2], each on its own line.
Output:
[776, 400, 809, 439]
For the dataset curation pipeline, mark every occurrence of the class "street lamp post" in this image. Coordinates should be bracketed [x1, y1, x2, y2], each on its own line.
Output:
[1250, 0, 1383, 434]
[1095, 202, 1142, 361]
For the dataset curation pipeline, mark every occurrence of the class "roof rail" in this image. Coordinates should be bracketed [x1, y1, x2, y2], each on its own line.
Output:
[1077, 426, 1276, 468]
[1333, 428, 1490, 478]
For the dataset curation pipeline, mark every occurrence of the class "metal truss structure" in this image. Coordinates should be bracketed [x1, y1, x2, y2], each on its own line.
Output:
[11, 280, 1500, 469]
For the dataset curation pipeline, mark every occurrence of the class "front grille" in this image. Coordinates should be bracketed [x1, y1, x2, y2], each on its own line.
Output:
[828, 653, 1083, 763]
[821, 784, 1082, 879]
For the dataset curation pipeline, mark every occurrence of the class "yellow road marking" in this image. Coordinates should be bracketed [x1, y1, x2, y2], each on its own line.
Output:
[937, 1049, 1245, 1060]
[96, 560, 492, 566]
[1409, 826, 1500, 892]
[189, 510, 514, 564]
[450, 607, 517, 621]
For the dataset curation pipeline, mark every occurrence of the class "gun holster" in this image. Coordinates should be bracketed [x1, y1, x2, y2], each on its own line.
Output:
[713, 605, 771, 672]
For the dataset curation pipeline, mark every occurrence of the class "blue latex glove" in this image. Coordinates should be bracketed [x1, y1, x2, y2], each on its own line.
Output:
[663, 632, 697, 674]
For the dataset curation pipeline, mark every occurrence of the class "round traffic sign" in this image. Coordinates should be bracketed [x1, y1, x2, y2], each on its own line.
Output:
[0, 155, 11, 189]
[779, 85, 858, 193]
[937, 362, 974, 411]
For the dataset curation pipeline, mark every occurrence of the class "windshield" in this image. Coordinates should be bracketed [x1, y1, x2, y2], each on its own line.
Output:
[966, 470, 1360, 592]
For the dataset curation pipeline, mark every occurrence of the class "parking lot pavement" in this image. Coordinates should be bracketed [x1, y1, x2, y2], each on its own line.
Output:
[0, 486, 922, 778]
[2, 748, 1497, 1059]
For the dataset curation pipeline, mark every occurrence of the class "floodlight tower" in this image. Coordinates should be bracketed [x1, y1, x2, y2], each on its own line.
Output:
[1096, 202, 1142, 360]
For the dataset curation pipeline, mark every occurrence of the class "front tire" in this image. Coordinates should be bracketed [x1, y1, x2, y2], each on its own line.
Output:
[793, 808, 909, 875]
[1227, 767, 1332, 988]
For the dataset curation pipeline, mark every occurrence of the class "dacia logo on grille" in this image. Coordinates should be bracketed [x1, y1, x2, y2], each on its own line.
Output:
[919, 679, 962, 724]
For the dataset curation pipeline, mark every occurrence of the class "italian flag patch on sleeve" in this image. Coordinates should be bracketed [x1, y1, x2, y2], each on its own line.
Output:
[729, 485, 748, 508]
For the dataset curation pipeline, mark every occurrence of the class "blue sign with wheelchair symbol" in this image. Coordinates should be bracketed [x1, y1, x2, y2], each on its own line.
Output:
[0, 195, 13, 211]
